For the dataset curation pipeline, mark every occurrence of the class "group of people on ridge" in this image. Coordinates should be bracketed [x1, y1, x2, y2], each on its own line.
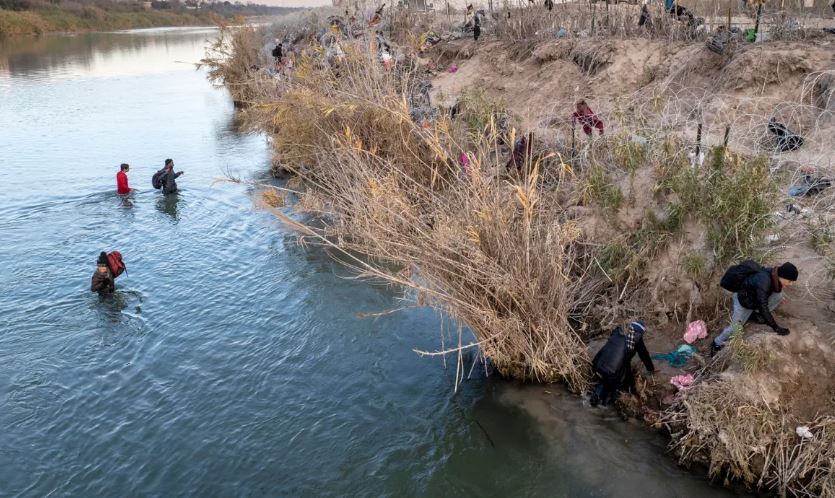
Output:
[589, 260, 798, 407]
[92, 159, 185, 294]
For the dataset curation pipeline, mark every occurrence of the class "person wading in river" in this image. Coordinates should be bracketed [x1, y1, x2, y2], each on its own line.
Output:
[590, 320, 656, 407]
[91, 251, 126, 294]
[160, 159, 184, 195]
[91, 252, 115, 294]
[711, 261, 798, 355]
[116, 163, 132, 195]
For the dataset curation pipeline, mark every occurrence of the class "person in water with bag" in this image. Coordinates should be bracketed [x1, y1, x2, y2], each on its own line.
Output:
[590, 320, 656, 407]
[152, 158, 184, 195]
[711, 261, 798, 355]
[90, 251, 126, 294]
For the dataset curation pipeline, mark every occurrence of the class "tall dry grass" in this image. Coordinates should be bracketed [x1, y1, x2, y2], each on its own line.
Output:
[204, 24, 605, 388]
[661, 345, 835, 497]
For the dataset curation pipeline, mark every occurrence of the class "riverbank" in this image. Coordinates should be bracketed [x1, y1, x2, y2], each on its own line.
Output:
[207, 8, 835, 496]
[0, 2, 300, 38]
[0, 8, 211, 37]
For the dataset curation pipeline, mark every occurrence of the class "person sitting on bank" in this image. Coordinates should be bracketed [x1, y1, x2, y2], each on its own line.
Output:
[161, 158, 184, 195]
[91, 252, 115, 294]
[572, 100, 605, 137]
[711, 261, 798, 355]
[590, 320, 656, 407]
[116, 163, 132, 195]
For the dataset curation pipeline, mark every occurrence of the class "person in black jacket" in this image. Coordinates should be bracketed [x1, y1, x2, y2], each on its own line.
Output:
[91, 252, 115, 294]
[271, 40, 283, 64]
[711, 262, 798, 354]
[590, 321, 656, 407]
[160, 158, 184, 195]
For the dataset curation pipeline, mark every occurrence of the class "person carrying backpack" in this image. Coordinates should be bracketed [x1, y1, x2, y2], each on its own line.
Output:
[155, 158, 184, 195]
[90, 251, 126, 294]
[711, 261, 798, 355]
[590, 320, 656, 407]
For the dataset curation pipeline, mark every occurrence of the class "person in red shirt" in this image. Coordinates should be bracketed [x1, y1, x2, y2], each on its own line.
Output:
[572, 100, 605, 137]
[116, 163, 132, 194]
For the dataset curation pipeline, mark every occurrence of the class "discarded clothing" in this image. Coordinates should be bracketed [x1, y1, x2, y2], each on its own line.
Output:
[419, 31, 441, 51]
[768, 118, 804, 152]
[652, 344, 697, 368]
[796, 426, 814, 439]
[459, 152, 471, 175]
[683, 320, 708, 344]
[670, 373, 694, 391]
[788, 174, 831, 197]
[706, 27, 737, 54]
[410, 108, 436, 128]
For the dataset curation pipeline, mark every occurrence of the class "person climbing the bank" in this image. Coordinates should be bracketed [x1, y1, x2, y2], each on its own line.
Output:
[572, 100, 604, 137]
[90, 251, 126, 294]
[506, 131, 533, 172]
[272, 40, 283, 64]
[711, 261, 798, 355]
[153, 159, 184, 195]
[590, 320, 656, 407]
[116, 163, 132, 195]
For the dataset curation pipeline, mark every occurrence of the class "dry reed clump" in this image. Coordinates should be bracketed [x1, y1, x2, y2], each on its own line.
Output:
[199, 24, 267, 105]
[213, 27, 600, 388]
[661, 326, 835, 497]
[297, 145, 594, 388]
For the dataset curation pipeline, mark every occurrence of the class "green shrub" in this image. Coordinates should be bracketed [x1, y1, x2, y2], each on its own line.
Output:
[680, 251, 706, 278]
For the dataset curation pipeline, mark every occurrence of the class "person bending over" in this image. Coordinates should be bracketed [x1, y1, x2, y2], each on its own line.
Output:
[590, 320, 655, 407]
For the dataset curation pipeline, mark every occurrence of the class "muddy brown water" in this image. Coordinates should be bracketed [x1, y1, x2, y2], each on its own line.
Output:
[0, 27, 744, 496]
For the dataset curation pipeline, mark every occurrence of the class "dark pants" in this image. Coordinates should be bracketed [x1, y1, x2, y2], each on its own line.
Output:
[592, 366, 635, 406]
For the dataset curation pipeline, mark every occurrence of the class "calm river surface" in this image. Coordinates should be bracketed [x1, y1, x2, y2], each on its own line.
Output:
[0, 27, 739, 497]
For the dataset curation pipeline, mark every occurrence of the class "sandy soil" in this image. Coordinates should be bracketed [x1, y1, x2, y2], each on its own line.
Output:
[423, 34, 835, 418]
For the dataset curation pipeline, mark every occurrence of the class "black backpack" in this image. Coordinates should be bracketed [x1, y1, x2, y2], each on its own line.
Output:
[720, 260, 763, 292]
[152, 169, 166, 189]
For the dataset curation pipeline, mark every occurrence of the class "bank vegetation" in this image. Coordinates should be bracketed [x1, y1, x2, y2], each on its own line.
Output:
[203, 7, 835, 495]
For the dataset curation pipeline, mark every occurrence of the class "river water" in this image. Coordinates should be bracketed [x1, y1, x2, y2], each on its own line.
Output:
[0, 28, 739, 497]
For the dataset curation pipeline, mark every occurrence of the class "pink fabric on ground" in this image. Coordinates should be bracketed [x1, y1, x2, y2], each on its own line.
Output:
[671, 374, 695, 391]
[683, 320, 708, 344]
[459, 152, 471, 175]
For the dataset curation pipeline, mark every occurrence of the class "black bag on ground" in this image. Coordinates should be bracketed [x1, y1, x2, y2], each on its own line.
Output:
[768, 119, 804, 152]
[720, 260, 763, 292]
[152, 169, 166, 189]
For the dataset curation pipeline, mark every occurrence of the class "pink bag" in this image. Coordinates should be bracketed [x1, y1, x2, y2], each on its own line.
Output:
[683, 320, 707, 344]
[671, 374, 694, 391]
